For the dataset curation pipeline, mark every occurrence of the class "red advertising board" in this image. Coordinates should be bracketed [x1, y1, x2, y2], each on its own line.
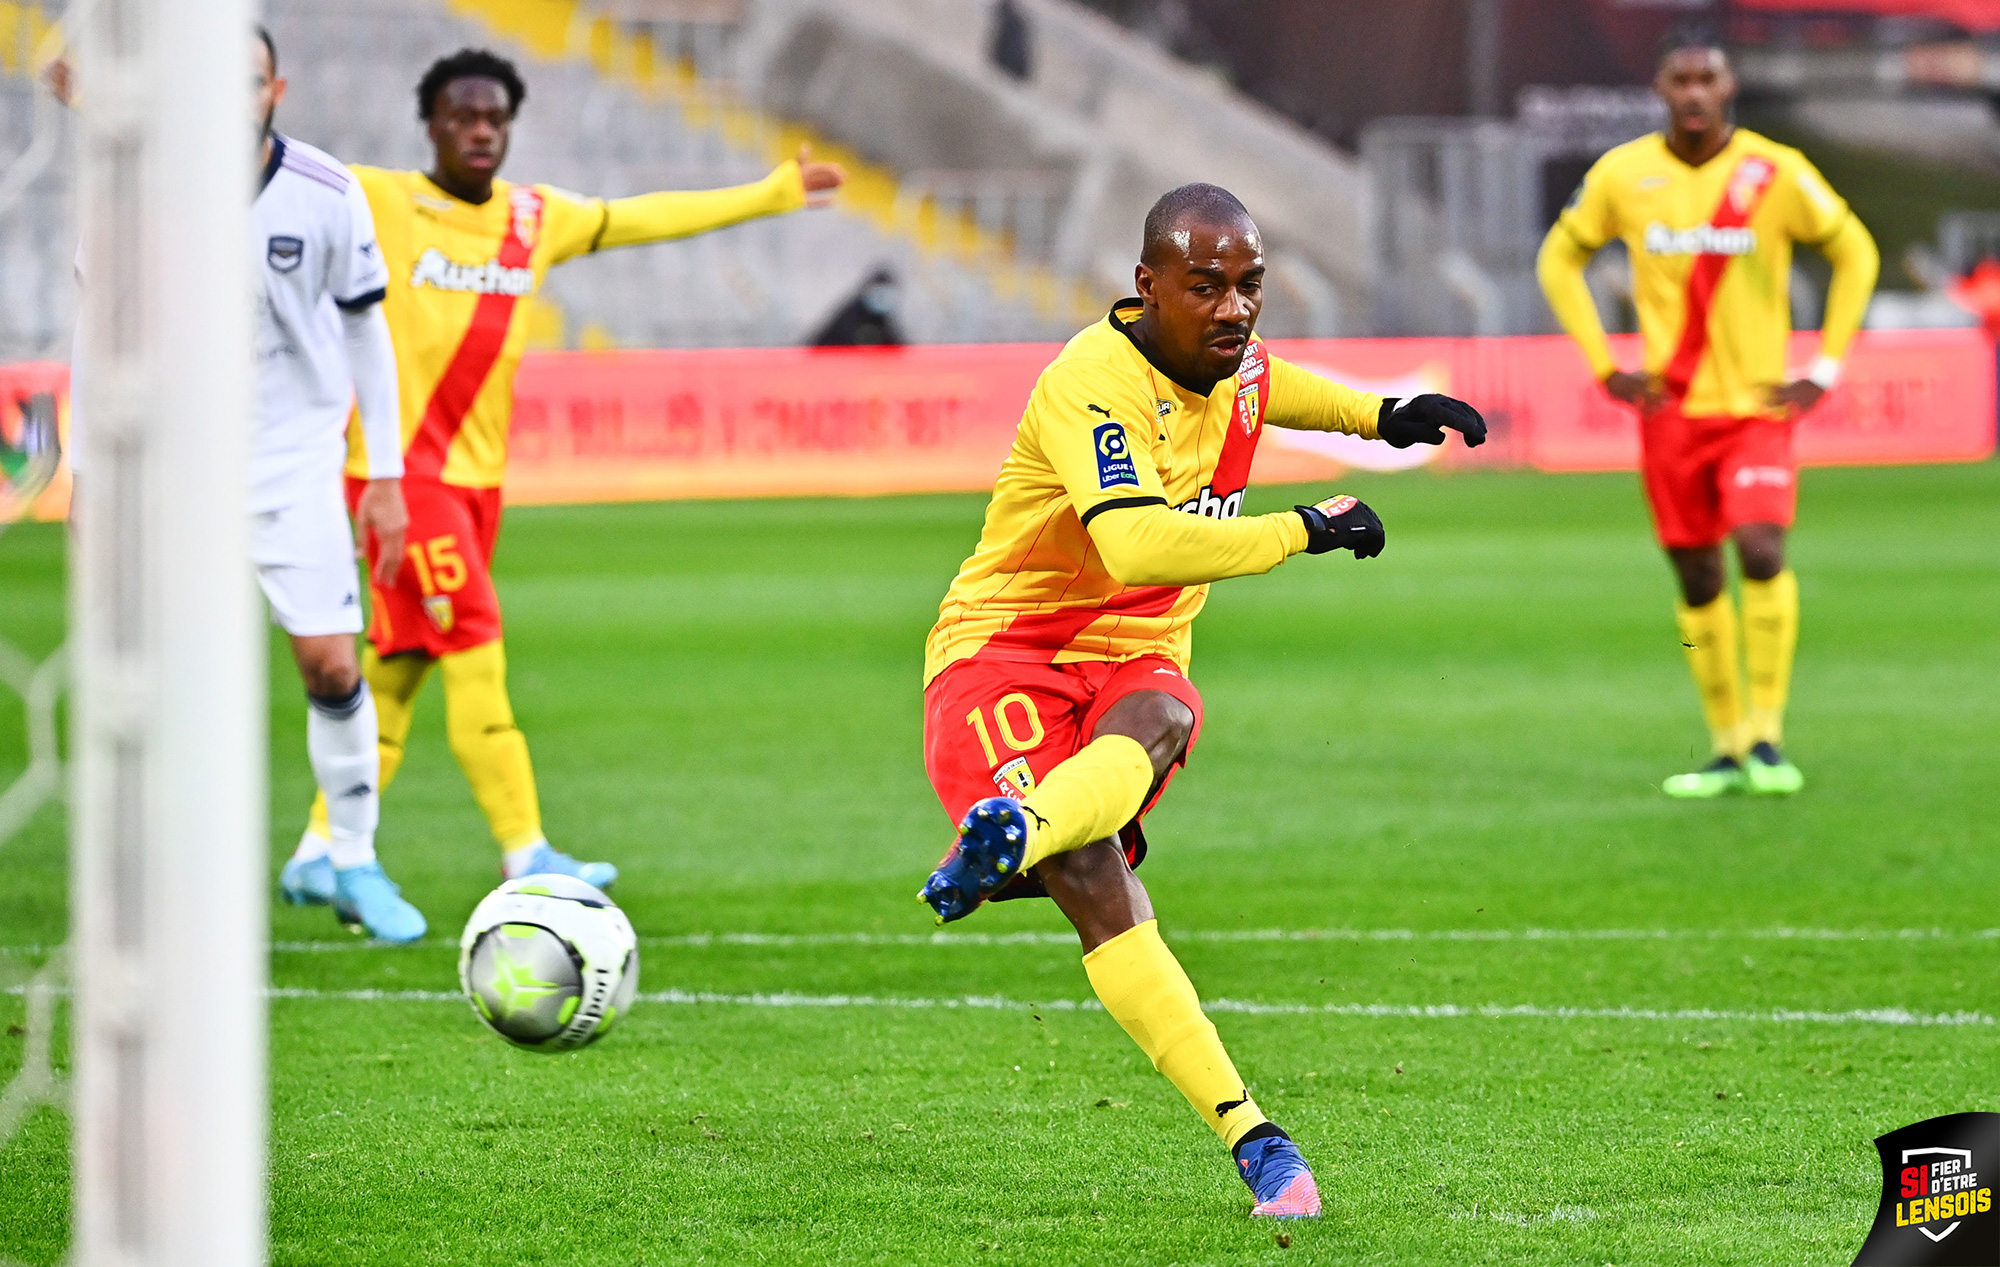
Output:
[1733, 0, 2000, 32]
[502, 329, 1994, 503]
[8, 329, 1992, 519]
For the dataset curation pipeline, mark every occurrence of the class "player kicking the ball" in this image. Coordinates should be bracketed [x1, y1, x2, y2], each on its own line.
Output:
[1537, 26, 1878, 797]
[287, 49, 845, 895]
[916, 184, 1485, 1218]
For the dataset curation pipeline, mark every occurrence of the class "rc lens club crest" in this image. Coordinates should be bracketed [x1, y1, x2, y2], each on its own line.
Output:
[1852, 1112, 1999, 1266]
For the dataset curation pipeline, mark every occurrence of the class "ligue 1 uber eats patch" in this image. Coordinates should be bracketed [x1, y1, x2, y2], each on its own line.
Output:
[1851, 1112, 1998, 1266]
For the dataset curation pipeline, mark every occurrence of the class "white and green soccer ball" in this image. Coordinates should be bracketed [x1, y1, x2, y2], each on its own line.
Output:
[458, 874, 639, 1053]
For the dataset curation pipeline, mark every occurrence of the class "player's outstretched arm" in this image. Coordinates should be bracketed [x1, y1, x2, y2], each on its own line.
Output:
[1264, 356, 1485, 448]
[1087, 502, 1309, 587]
[586, 145, 846, 255]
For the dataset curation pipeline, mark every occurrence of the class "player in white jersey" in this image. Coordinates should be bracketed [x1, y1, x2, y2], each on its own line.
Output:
[64, 30, 420, 937]
[234, 28, 429, 942]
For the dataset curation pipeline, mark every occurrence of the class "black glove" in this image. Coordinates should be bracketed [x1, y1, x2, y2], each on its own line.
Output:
[1378, 394, 1487, 449]
[1294, 495, 1385, 559]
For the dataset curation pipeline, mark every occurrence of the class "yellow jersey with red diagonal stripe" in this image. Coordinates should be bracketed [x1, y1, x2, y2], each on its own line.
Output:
[923, 302, 1383, 685]
[1551, 129, 1857, 417]
[345, 164, 806, 486]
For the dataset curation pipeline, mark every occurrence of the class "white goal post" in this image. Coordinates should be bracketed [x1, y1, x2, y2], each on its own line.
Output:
[69, 0, 265, 1263]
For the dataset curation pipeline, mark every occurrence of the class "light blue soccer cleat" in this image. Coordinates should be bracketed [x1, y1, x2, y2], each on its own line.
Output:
[1235, 1128, 1323, 1218]
[280, 853, 336, 906]
[513, 842, 618, 892]
[917, 796, 1032, 925]
[332, 862, 428, 944]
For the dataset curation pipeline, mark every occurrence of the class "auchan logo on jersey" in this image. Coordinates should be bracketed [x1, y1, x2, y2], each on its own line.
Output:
[409, 247, 535, 297]
[1174, 484, 1244, 520]
[1642, 223, 1757, 257]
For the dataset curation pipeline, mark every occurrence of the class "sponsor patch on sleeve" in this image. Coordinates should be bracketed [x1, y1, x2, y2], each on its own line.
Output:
[1093, 420, 1139, 490]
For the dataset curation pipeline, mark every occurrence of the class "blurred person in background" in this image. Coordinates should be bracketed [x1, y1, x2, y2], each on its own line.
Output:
[286, 48, 845, 900]
[1537, 25, 1878, 799]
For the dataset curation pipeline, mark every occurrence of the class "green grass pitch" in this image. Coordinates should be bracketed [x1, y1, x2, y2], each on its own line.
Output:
[2, 463, 1996, 1265]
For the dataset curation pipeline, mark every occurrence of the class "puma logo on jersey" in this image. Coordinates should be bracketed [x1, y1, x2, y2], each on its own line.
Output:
[409, 247, 535, 296]
[1643, 223, 1756, 257]
[1174, 483, 1244, 520]
[1086, 403, 1112, 417]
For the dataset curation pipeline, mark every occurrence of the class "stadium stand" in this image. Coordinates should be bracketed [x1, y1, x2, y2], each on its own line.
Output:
[0, 0, 1382, 354]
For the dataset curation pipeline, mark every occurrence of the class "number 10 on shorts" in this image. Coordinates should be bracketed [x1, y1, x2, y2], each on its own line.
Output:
[966, 695, 1044, 798]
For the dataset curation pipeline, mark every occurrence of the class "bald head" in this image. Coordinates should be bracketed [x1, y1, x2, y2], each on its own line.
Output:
[1142, 183, 1256, 267]
[1128, 183, 1266, 390]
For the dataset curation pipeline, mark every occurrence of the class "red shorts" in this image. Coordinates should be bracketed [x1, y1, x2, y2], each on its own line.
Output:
[347, 475, 505, 658]
[922, 655, 1204, 900]
[1639, 406, 1797, 549]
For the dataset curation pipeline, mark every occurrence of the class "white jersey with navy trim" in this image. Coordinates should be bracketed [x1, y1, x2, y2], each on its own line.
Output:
[251, 133, 389, 513]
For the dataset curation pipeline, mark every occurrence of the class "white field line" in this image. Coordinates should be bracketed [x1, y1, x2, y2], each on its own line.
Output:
[246, 986, 1994, 1027]
[11, 982, 1989, 1026]
[3, 927, 1998, 958]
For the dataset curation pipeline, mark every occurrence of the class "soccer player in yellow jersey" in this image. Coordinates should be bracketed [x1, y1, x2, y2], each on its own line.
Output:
[286, 49, 845, 897]
[917, 184, 1486, 1217]
[1537, 27, 1878, 798]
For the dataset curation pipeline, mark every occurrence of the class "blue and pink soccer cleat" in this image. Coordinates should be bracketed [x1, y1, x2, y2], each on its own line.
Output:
[917, 796, 1032, 924]
[512, 842, 618, 892]
[1235, 1128, 1323, 1218]
[332, 861, 428, 944]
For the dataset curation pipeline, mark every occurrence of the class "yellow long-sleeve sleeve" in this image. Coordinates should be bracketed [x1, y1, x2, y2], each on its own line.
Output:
[1537, 222, 1617, 380]
[1265, 355, 1384, 438]
[1814, 213, 1879, 364]
[1086, 503, 1307, 588]
[592, 160, 808, 253]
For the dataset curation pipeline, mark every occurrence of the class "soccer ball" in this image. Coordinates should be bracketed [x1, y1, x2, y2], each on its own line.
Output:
[458, 874, 639, 1053]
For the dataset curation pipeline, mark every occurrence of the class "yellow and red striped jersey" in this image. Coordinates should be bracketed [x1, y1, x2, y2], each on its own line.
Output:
[924, 303, 1384, 684]
[1539, 128, 1878, 418]
[345, 162, 807, 487]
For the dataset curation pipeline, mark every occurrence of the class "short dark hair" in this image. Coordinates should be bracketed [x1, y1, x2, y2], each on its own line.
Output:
[1657, 21, 1728, 67]
[417, 48, 527, 120]
[255, 24, 277, 73]
[1141, 183, 1254, 266]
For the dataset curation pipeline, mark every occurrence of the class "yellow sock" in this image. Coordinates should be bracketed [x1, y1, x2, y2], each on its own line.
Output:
[1083, 920, 1269, 1147]
[307, 646, 433, 840]
[1017, 734, 1153, 871]
[1739, 570, 1798, 746]
[1675, 595, 1745, 757]
[440, 641, 544, 850]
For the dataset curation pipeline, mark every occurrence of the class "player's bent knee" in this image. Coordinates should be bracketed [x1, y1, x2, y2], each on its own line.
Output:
[1096, 689, 1194, 776]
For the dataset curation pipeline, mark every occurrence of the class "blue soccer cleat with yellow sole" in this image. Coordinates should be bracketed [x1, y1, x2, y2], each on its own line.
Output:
[1235, 1126, 1323, 1219]
[917, 796, 1032, 925]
